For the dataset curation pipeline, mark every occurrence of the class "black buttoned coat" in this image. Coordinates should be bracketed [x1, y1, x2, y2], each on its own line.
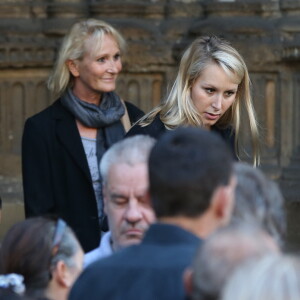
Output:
[22, 99, 143, 252]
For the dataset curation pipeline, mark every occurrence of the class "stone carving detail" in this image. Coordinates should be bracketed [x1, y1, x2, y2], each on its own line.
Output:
[117, 73, 164, 113]
[0, 70, 51, 173]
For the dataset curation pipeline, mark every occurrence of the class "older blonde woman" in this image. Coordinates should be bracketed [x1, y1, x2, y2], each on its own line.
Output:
[22, 19, 144, 252]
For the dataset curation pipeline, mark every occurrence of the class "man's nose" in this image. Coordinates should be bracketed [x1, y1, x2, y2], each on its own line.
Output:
[124, 199, 143, 223]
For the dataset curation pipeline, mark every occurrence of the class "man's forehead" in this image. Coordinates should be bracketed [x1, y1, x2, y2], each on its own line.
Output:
[108, 163, 148, 179]
[107, 185, 148, 196]
[106, 163, 148, 193]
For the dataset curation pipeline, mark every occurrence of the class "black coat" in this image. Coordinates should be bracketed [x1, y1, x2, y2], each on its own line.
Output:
[22, 99, 143, 252]
[126, 113, 237, 159]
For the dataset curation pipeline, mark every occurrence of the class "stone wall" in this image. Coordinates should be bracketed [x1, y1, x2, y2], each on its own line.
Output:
[0, 0, 300, 250]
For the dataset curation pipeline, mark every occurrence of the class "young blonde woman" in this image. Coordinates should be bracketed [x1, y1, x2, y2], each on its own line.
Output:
[127, 36, 259, 165]
[22, 19, 144, 252]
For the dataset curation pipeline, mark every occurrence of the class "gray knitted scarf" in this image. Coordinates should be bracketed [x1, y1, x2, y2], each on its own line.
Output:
[61, 88, 126, 166]
[61, 88, 125, 128]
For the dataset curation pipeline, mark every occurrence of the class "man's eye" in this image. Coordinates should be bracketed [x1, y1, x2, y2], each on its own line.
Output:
[114, 198, 128, 205]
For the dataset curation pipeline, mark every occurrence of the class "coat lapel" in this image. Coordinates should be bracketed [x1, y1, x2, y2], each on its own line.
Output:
[52, 100, 92, 182]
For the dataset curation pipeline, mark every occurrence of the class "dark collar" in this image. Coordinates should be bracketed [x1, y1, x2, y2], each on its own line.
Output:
[142, 223, 201, 246]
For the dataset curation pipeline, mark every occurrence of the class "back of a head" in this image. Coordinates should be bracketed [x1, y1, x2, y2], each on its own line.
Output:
[221, 254, 300, 300]
[0, 217, 81, 299]
[149, 127, 233, 218]
[190, 223, 279, 300]
[232, 162, 286, 246]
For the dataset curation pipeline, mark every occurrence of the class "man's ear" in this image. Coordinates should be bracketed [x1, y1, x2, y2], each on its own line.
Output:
[183, 267, 194, 297]
[66, 60, 79, 77]
[211, 176, 236, 224]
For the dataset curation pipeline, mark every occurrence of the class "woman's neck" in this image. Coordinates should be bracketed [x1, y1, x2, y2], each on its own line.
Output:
[71, 87, 102, 106]
[45, 285, 67, 300]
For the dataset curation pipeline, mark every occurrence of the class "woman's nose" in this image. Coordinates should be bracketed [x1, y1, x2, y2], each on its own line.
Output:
[212, 94, 222, 110]
[107, 60, 118, 73]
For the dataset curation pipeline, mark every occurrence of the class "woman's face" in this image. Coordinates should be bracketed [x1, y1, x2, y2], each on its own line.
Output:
[69, 34, 122, 103]
[190, 63, 239, 129]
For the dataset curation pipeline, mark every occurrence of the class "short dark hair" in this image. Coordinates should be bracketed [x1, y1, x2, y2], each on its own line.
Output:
[148, 127, 233, 218]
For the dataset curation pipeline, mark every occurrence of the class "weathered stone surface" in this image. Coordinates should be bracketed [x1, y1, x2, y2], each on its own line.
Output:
[0, 0, 300, 249]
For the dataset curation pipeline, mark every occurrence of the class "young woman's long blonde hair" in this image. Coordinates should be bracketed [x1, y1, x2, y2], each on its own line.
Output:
[139, 36, 260, 165]
[48, 19, 126, 99]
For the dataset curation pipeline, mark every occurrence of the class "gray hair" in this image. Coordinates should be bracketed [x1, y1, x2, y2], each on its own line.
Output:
[191, 223, 279, 300]
[50, 223, 81, 270]
[100, 135, 156, 184]
[221, 254, 300, 300]
[232, 162, 286, 246]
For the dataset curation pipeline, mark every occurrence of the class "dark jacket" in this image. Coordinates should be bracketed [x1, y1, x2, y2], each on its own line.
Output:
[126, 113, 237, 159]
[22, 98, 143, 252]
[69, 223, 202, 300]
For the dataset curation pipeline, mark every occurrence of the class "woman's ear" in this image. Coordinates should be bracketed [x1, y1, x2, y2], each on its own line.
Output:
[53, 260, 73, 288]
[66, 60, 80, 77]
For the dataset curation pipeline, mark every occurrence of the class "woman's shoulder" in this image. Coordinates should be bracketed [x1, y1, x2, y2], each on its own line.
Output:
[212, 125, 235, 138]
[24, 98, 72, 132]
[26, 99, 63, 121]
[124, 101, 144, 123]
[212, 125, 237, 159]
[126, 113, 167, 139]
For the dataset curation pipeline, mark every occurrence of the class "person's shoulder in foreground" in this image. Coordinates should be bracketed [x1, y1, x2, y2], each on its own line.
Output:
[70, 223, 202, 300]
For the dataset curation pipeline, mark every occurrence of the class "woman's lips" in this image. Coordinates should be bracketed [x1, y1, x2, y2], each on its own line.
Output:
[204, 112, 220, 120]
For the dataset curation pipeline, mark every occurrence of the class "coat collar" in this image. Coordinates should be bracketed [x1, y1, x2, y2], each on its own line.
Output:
[142, 223, 201, 246]
[51, 99, 92, 182]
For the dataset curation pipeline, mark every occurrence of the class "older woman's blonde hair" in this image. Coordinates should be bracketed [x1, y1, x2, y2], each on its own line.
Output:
[139, 36, 259, 165]
[48, 18, 126, 99]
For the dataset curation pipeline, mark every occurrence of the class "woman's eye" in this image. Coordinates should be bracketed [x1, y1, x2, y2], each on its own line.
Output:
[205, 88, 214, 94]
[225, 91, 235, 97]
[114, 54, 121, 61]
[97, 57, 105, 63]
